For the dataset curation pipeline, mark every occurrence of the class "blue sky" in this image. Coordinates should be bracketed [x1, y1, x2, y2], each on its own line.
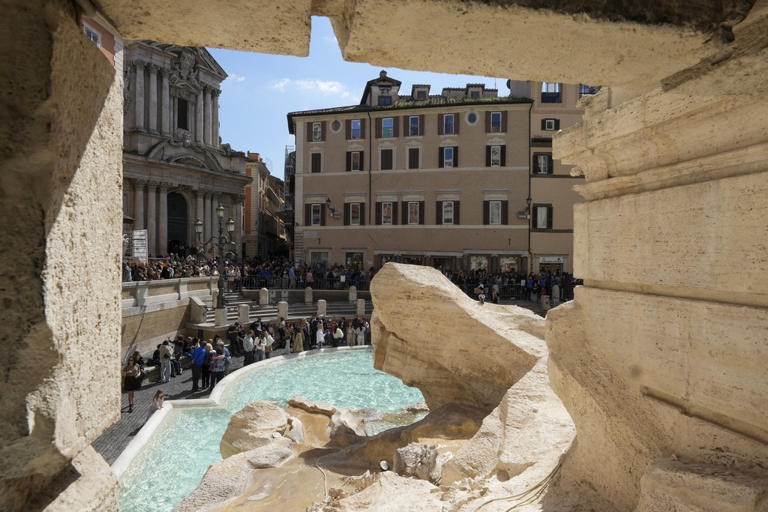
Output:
[209, 16, 507, 180]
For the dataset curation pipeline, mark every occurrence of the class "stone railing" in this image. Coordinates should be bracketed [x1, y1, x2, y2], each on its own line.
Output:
[122, 276, 218, 316]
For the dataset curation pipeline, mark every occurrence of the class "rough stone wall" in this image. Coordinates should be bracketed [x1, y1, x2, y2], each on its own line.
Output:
[0, 1, 122, 509]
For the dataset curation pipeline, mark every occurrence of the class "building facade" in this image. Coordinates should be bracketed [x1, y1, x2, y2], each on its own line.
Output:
[244, 153, 288, 259]
[288, 71, 590, 274]
[122, 41, 250, 261]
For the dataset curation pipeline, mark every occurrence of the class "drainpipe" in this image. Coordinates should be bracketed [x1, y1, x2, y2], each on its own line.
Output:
[527, 101, 533, 274]
[366, 111, 373, 226]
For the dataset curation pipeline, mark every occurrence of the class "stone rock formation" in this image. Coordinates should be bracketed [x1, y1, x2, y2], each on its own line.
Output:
[370, 263, 546, 414]
[329, 408, 368, 447]
[392, 443, 442, 483]
[287, 396, 337, 416]
[219, 400, 291, 459]
[246, 438, 295, 469]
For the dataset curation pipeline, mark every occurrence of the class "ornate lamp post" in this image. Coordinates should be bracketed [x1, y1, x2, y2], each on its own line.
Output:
[196, 204, 237, 320]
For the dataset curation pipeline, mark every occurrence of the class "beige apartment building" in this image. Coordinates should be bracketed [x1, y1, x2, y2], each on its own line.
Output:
[288, 71, 589, 275]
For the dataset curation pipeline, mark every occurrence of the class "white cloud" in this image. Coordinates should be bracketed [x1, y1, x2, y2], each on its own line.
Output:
[226, 73, 246, 83]
[271, 78, 352, 100]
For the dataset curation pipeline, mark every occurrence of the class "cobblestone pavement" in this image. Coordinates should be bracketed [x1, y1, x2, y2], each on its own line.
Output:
[92, 298, 552, 466]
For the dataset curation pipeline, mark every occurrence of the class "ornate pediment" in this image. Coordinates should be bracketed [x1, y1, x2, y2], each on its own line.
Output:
[145, 139, 224, 172]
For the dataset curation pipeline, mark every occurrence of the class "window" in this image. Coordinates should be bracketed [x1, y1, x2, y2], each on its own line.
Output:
[443, 114, 455, 135]
[311, 152, 322, 173]
[579, 84, 600, 98]
[442, 201, 454, 224]
[409, 116, 420, 136]
[440, 146, 458, 168]
[378, 95, 392, 105]
[311, 204, 322, 226]
[177, 98, 188, 130]
[382, 118, 394, 138]
[351, 119, 362, 139]
[312, 122, 322, 141]
[350, 203, 361, 225]
[444, 147, 454, 168]
[489, 200, 502, 225]
[489, 145, 501, 167]
[346, 252, 364, 270]
[347, 151, 363, 172]
[83, 22, 101, 47]
[542, 118, 559, 131]
[541, 82, 562, 103]
[470, 90, 480, 99]
[380, 148, 393, 170]
[533, 153, 553, 175]
[416, 90, 427, 100]
[490, 111, 502, 133]
[470, 255, 488, 270]
[534, 205, 553, 229]
[382, 202, 393, 225]
[408, 148, 420, 169]
[408, 202, 420, 224]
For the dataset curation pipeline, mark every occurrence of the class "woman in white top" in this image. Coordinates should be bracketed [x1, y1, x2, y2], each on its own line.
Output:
[316, 326, 325, 349]
[356, 325, 365, 346]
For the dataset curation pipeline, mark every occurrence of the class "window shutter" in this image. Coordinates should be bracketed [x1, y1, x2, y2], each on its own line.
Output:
[454, 201, 460, 225]
[320, 204, 326, 226]
[501, 145, 506, 167]
[438, 147, 444, 168]
[360, 204, 365, 226]
[419, 201, 425, 224]
[501, 201, 509, 225]
[344, 203, 350, 225]
[554, 119, 560, 130]
[360, 119, 366, 139]
[438, 114, 444, 135]
[419, 115, 425, 135]
[393, 117, 399, 137]
[304, 204, 311, 226]
[392, 202, 398, 225]
[548, 155, 553, 173]
[454, 113, 460, 134]
[345, 119, 351, 140]
[306, 122, 312, 142]
[483, 200, 489, 225]
[376, 202, 382, 225]
[485, 111, 491, 133]
[321, 121, 326, 141]
[360, 150, 364, 172]
[532, 206, 538, 229]
[453, 146, 459, 167]
[375, 118, 382, 138]
[346, 152, 351, 172]
[402, 116, 408, 136]
[436, 201, 442, 224]
[540, 119, 546, 130]
[486, 145, 491, 167]
[401, 201, 407, 225]
[501, 111, 508, 132]
[547, 206, 553, 229]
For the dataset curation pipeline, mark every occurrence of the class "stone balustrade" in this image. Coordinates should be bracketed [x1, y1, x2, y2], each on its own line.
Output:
[122, 276, 218, 316]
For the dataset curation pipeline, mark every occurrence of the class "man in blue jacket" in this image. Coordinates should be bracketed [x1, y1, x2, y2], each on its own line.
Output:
[190, 339, 206, 391]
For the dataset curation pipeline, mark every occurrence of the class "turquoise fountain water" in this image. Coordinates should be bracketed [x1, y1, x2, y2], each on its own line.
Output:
[118, 350, 424, 512]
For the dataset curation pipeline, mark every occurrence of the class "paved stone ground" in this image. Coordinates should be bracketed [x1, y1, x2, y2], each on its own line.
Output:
[92, 297, 552, 466]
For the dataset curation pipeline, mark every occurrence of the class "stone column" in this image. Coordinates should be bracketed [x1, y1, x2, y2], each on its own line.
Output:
[204, 192, 212, 243]
[211, 193, 220, 240]
[317, 299, 327, 317]
[238, 303, 250, 324]
[304, 287, 313, 305]
[348, 285, 357, 303]
[204, 87, 212, 145]
[146, 182, 157, 257]
[133, 179, 145, 230]
[195, 89, 204, 143]
[212, 90, 220, 147]
[147, 64, 158, 132]
[259, 288, 269, 306]
[277, 301, 288, 320]
[356, 298, 365, 317]
[161, 70, 170, 135]
[134, 61, 145, 130]
[196, 190, 205, 240]
[234, 195, 244, 262]
[158, 184, 168, 256]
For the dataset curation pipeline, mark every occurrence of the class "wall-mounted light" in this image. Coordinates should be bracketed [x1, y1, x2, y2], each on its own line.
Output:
[325, 198, 342, 219]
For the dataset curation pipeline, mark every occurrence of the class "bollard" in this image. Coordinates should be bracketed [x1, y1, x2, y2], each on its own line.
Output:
[277, 301, 288, 320]
[238, 303, 249, 324]
[215, 307, 228, 326]
[317, 299, 327, 317]
[348, 285, 357, 304]
[356, 298, 365, 317]
[305, 286, 313, 305]
[259, 287, 269, 306]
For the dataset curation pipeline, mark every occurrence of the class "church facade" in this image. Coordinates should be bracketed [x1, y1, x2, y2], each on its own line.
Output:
[122, 41, 250, 260]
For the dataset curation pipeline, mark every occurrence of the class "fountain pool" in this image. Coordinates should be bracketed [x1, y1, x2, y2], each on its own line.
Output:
[116, 348, 424, 512]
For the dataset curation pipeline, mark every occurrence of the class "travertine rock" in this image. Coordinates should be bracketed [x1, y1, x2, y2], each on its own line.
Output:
[174, 450, 253, 512]
[323, 471, 443, 512]
[392, 443, 440, 483]
[287, 396, 337, 417]
[370, 263, 545, 413]
[246, 438, 294, 469]
[220, 401, 290, 459]
[329, 408, 368, 447]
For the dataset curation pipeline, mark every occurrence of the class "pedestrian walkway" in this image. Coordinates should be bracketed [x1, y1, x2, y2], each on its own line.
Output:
[92, 353, 246, 465]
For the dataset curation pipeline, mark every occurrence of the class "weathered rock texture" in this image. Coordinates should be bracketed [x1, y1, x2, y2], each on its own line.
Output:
[1, 1, 122, 509]
[370, 263, 545, 413]
[220, 401, 290, 459]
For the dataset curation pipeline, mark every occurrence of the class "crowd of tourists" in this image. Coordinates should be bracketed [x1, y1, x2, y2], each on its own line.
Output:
[121, 253, 242, 283]
[446, 269, 579, 304]
[120, 315, 371, 413]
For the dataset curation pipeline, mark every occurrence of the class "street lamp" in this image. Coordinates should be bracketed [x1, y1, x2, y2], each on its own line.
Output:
[197, 204, 238, 312]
